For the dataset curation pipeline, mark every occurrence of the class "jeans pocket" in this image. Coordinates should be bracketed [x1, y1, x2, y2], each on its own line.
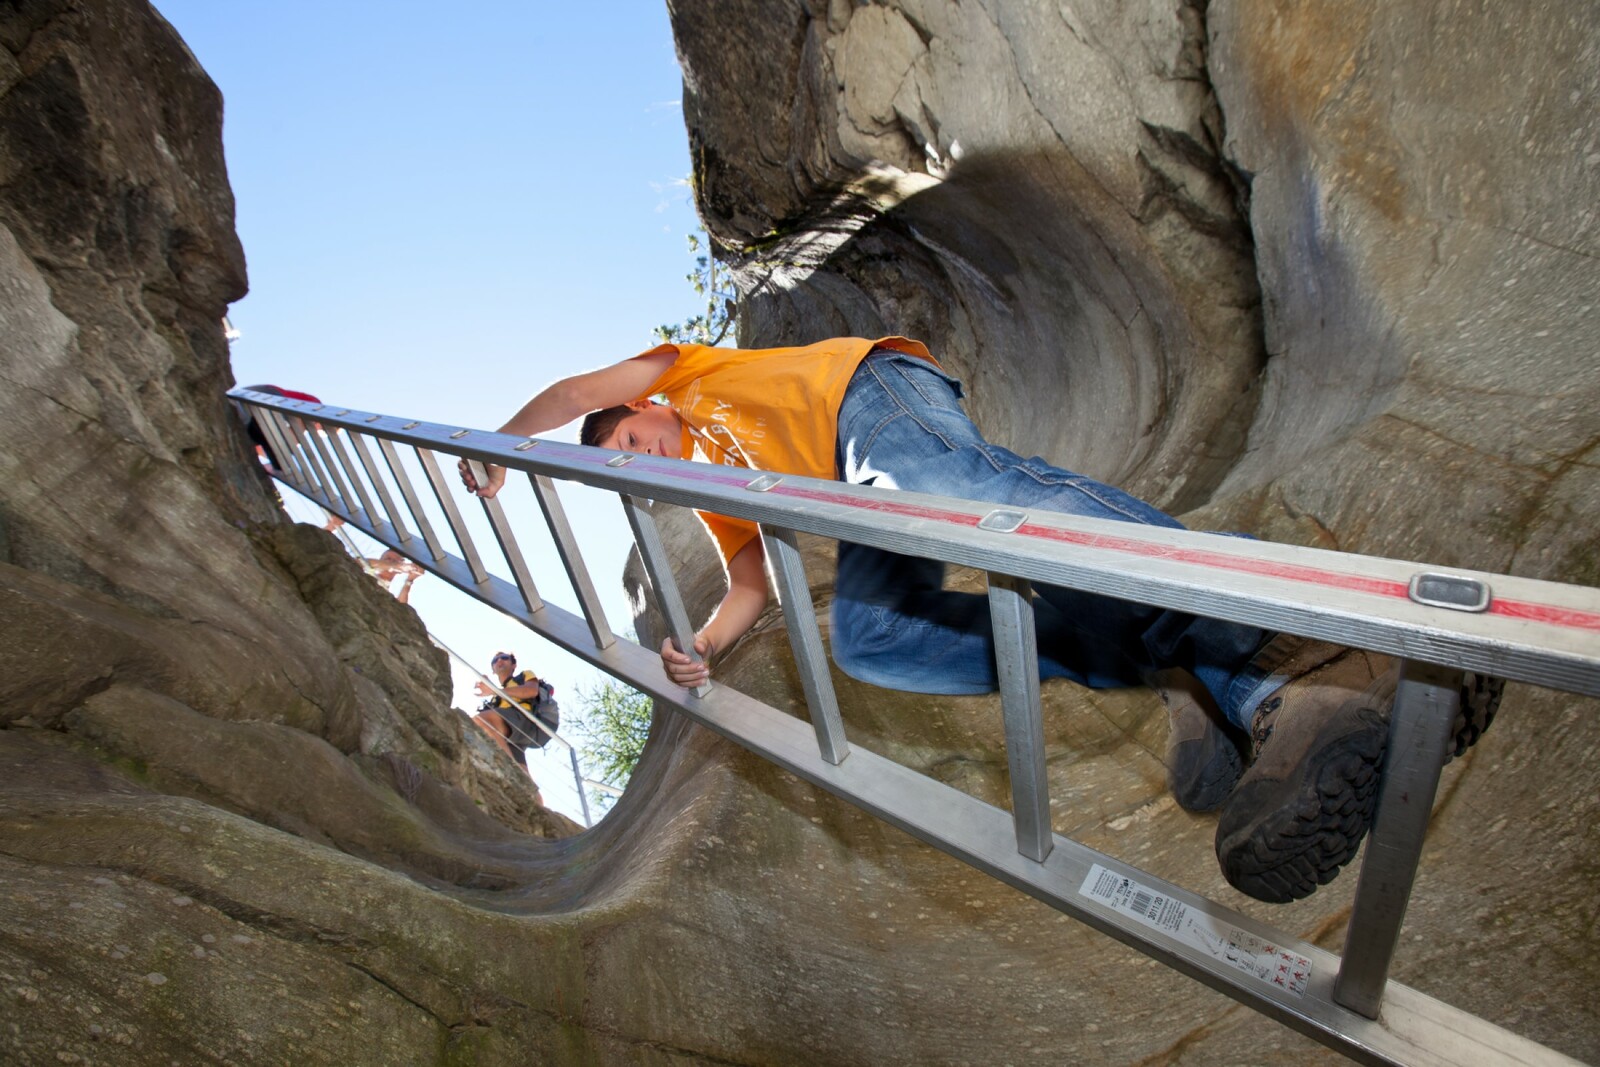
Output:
[882, 353, 965, 408]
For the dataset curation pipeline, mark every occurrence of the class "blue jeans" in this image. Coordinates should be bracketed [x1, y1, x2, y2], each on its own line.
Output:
[829, 351, 1277, 730]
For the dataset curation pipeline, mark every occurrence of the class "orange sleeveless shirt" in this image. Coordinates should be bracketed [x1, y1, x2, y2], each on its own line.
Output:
[630, 335, 936, 563]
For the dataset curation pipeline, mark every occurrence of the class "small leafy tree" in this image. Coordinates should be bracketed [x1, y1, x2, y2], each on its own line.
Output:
[572, 678, 654, 811]
[654, 231, 738, 346]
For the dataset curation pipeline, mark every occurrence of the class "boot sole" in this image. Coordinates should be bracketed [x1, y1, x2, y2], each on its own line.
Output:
[1450, 672, 1503, 761]
[1215, 701, 1389, 903]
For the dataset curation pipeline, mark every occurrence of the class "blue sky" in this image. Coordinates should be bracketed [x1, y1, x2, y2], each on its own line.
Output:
[153, 1, 704, 821]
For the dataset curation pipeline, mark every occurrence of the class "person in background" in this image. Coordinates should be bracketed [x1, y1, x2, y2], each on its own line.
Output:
[472, 652, 556, 772]
[369, 549, 424, 604]
[321, 516, 425, 603]
[235, 384, 320, 470]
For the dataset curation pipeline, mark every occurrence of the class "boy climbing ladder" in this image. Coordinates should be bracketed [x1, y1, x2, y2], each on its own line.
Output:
[460, 336, 1498, 903]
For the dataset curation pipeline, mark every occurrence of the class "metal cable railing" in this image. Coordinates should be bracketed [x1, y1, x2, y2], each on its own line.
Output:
[291, 493, 618, 822]
[231, 387, 1599, 1067]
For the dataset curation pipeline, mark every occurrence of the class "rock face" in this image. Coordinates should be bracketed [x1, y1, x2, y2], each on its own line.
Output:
[654, 0, 1600, 1061]
[1, 5, 581, 1062]
[1, 1, 1597, 1066]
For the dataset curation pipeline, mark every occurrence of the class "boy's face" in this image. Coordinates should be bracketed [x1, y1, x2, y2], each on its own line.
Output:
[600, 401, 683, 459]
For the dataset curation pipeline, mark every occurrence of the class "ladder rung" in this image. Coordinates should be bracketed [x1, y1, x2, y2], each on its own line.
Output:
[376, 438, 447, 563]
[252, 406, 310, 492]
[465, 459, 542, 612]
[324, 427, 381, 530]
[347, 432, 414, 547]
[529, 473, 615, 650]
[1335, 660, 1460, 1017]
[266, 408, 327, 502]
[621, 493, 709, 698]
[761, 525, 849, 765]
[988, 572, 1052, 863]
[301, 418, 360, 518]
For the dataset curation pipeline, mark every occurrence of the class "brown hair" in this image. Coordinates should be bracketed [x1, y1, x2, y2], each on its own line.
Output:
[579, 404, 637, 447]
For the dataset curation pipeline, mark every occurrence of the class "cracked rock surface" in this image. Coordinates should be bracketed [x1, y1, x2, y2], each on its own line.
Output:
[2, 0, 1597, 1065]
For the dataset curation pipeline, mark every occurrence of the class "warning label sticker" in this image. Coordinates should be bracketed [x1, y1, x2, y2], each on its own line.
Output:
[1079, 864, 1312, 998]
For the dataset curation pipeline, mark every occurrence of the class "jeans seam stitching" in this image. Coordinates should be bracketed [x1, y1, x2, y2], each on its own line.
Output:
[970, 442, 1156, 524]
[888, 355, 954, 407]
[865, 358, 960, 452]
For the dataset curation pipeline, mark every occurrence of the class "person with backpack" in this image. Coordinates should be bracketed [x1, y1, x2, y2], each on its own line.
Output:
[472, 651, 559, 770]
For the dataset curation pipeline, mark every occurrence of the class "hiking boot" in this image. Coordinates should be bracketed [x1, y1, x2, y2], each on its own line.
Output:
[1149, 668, 1245, 813]
[1213, 636, 1505, 903]
[1214, 639, 1396, 903]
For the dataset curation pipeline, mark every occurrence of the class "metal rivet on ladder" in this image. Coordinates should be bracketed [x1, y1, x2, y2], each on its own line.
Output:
[449, 430, 470, 439]
[745, 474, 782, 492]
[333, 409, 350, 416]
[365, 415, 380, 423]
[1407, 573, 1491, 613]
[402, 421, 420, 430]
[978, 509, 1027, 533]
[514, 440, 538, 451]
[606, 454, 635, 467]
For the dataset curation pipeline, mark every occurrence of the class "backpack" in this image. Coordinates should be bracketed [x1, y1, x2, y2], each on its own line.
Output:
[526, 680, 559, 749]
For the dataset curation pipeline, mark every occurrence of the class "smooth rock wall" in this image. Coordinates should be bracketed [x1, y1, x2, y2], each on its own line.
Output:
[2, 6, 586, 1061]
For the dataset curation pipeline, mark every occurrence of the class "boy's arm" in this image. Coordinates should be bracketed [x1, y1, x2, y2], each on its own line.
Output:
[462, 349, 676, 498]
[659, 536, 769, 688]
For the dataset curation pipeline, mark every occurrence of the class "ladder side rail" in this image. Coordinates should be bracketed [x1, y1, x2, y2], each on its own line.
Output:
[464, 459, 543, 613]
[347, 431, 416, 549]
[298, 414, 362, 519]
[1334, 660, 1461, 1018]
[256, 459, 1583, 1067]
[228, 395, 1600, 699]
[414, 446, 490, 584]
[529, 473, 616, 651]
[323, 425, 383, 530]
[619, 493, 710, 698]
[375, 438, 448, 563]
[760, 525, 850, 765]
[583, 480, 1600, 698]
[420, 427, 1600, 695]
[987, 572, 1053, 863]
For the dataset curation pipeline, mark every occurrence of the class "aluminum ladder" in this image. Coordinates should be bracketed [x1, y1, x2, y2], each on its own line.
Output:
[229, 386, 1600, 1067]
